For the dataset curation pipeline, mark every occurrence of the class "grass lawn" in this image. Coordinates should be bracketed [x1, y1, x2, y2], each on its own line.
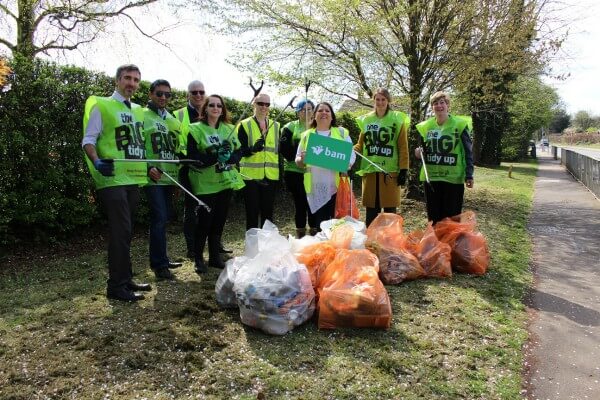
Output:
[0, 161, 537, 400]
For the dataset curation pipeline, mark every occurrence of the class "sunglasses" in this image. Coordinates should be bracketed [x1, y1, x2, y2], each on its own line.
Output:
[255, 101, 270, 107]
[155, 91, 172, 99]
[207, 103, 223, 108]
[190, 90, 205, 96]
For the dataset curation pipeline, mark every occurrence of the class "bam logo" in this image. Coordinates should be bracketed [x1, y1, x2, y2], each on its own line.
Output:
[311, 145, 324, 155]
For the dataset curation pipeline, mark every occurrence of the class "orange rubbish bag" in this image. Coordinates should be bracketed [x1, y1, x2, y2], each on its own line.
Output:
[434, 211, 490, 275]
[414, 223, 452, 279]
[317, 249, 392, 329]
[365, 213, 425, 284]
[296, 225, 354, 289]
[335, 177, 360, 219]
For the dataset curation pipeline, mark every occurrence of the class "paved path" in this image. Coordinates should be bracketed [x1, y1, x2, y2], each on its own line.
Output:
[525, 154, 600, 399]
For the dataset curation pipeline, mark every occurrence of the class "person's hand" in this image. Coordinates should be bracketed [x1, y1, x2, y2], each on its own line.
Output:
[465, 178, 474, 189]
[252, 137, 265, 152]
[397, 169, 407, 186]
[296, 151, 306, 168]
[221, 140, 232, 152]
[93, 159, 114, 176]
[148, 166, 162, 182]
[217, 147, 231, 163]
[414, 147, 423, 160]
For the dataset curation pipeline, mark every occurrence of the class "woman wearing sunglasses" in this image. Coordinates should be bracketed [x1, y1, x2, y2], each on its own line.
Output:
[295, 102, 356, 234]
[237, 93, 281, 230]
[187, 95, 245, 273]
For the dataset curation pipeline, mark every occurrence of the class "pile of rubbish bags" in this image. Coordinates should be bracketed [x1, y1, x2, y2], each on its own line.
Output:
[366, 211, 490, 283]
[216, 212, 489, 334]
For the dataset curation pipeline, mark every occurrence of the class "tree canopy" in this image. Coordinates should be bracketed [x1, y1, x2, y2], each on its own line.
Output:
[0, 0, 160, 59]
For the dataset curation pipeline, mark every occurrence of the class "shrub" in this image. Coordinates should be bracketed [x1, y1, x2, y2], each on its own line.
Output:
[0, 57, 116, 246]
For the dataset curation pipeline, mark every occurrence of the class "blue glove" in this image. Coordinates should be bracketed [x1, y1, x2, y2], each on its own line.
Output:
[93, 159, 114, 177]
[217, 148, 231, 163]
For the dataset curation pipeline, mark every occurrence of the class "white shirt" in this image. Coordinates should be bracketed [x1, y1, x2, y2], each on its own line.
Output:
[81, 91, 129, 148]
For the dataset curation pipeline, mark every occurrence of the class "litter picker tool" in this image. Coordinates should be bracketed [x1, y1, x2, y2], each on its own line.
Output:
[352, 150, 391, 179]
[102, 159, 211, 212]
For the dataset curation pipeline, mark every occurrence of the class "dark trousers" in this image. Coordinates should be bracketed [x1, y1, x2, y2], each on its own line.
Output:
[144, 185, 173, 270]
[179, 167, 196, 254]
[308, 194, 336, 230]
[284, 171, 309, 229]
[243, 179, 277, 230]
[194, 189, 233, 262]
[365, 174, 396, 227]
[424, 181, 465, 224]
[97, 185, 140, 291]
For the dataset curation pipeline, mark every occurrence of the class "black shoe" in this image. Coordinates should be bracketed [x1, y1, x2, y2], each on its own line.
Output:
[209, 256, 226, 269]
[186, 250, 196, 259]
[167, 261, 183, 269]
[195, 259, 208, 274]
[154, 268, 175, 281]
[107, 288, 145, 302]
[219, 243, 233, 254]
[127, 281, 152, 292]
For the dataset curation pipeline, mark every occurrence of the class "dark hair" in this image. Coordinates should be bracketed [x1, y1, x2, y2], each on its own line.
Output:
[200, 94, 231, 124]
[310, 102, 337, 129]
[149, 79, 171, 93]
[373, 87, 391, 114]
[115, 64, 141, 80]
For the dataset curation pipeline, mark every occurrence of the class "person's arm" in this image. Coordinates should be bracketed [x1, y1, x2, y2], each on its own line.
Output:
[353, 131, 365, 153]
[81, 106, 102, 151]
[279, 126, 297, 161]
[237, 124, 254, 157]
[295, 133, 307, 168]
[462, 128, 474, 188]
[187, 132, 217, 168]
[345, 131, 356, 168]
[397, 121, 409, 170]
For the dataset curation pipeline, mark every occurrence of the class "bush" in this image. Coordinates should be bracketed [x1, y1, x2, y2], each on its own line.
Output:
[0, 57, 117, 246]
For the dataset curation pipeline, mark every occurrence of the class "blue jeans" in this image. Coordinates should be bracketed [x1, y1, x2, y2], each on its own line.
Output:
[145, 185, 173, 269]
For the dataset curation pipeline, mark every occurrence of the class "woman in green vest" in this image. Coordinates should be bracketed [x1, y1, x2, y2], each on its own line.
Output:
[280, 99, 314, 238]
[354, 88, 410, 227]
[295, 102, 356, 234]
[415, 91, 474, 223]
[187, 95, 245, 273]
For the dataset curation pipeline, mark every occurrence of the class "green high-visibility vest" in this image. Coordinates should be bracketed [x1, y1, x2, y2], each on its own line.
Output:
[187, 121, 245, 195]
[175, 106, 191, 156]
[415, 115, 469, 184]
[143, 108, 181, 186]
[299, 127, 348, 193]
[355, 110, 409, 175]
[238, 117, 280, 180]
[283, 120, 308, 173]
[83, 96, 147, 189]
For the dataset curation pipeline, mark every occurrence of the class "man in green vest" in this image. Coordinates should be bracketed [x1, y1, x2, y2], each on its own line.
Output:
[82, 64, 158, 302]
[237, 93, 281, 230]
[175, 80, 205, 259]
[143, 79, 183, 281]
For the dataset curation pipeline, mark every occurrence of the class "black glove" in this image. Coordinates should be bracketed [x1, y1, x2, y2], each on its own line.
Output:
[221, 140, 232, 152]
[93, 159, 114, 177]
[397, 169, 407, 186]
[252, 137, 265, 152]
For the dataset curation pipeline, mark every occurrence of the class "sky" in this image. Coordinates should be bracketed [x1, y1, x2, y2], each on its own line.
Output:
[2, 1, 598, 114]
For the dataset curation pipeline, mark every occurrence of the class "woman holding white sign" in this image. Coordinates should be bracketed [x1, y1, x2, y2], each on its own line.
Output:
[295, 102, 356, 234]
[354, 88, 410, 227]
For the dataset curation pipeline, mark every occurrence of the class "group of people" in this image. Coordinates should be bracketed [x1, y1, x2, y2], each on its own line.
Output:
[82, 64, 474, 302]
